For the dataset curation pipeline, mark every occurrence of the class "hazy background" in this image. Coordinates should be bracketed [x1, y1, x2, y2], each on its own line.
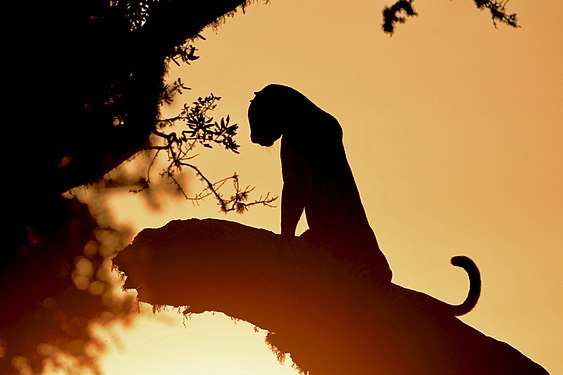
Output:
[75, 1, 561, 374]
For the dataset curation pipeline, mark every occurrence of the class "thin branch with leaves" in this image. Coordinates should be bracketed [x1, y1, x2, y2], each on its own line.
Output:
[147, 94, 277, 213]
[382, 0, 519, 35]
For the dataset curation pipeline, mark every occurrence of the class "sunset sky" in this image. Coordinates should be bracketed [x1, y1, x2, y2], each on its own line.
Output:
[50, 1, 562, 374]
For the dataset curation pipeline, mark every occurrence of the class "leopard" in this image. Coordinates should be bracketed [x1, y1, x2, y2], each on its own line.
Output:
[248, 83, 393, 285]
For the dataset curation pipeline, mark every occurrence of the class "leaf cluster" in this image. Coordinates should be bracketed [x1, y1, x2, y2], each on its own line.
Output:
[473, 0, 518, 28]
[159, 94, 240, 154]
[152, 93, 240, 174]
[110, 0, 158, 30]
[382, 0, 519, 35]
[382, 0, 418, 35]
[168, 42, 202, 67]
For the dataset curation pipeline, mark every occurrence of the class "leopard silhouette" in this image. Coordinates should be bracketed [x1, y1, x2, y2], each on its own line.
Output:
[248, 83, 393, 285]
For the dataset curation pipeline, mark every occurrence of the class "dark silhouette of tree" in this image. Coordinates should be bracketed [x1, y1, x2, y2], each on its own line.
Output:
[1, 0, 521, 374]
[382, 0, 519, 34]
[2, 1, 272, 374]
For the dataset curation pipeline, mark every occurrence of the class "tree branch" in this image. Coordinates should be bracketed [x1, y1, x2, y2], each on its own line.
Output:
[114, 218, 548, 375]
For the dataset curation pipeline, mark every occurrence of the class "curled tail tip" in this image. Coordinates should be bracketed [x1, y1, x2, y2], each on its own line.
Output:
[451, 255, 473, 267]
[450, 255, 481, 316]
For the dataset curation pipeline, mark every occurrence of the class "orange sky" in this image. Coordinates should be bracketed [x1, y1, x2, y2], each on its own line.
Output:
[50, 1, 562, 374]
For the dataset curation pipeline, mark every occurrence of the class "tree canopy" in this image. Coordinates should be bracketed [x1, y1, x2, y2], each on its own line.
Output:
[3, 1, 263, 373]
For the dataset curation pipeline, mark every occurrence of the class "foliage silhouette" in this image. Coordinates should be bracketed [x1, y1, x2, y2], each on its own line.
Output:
[2, 1, 266, 373]
[382, 0, 519, 34]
